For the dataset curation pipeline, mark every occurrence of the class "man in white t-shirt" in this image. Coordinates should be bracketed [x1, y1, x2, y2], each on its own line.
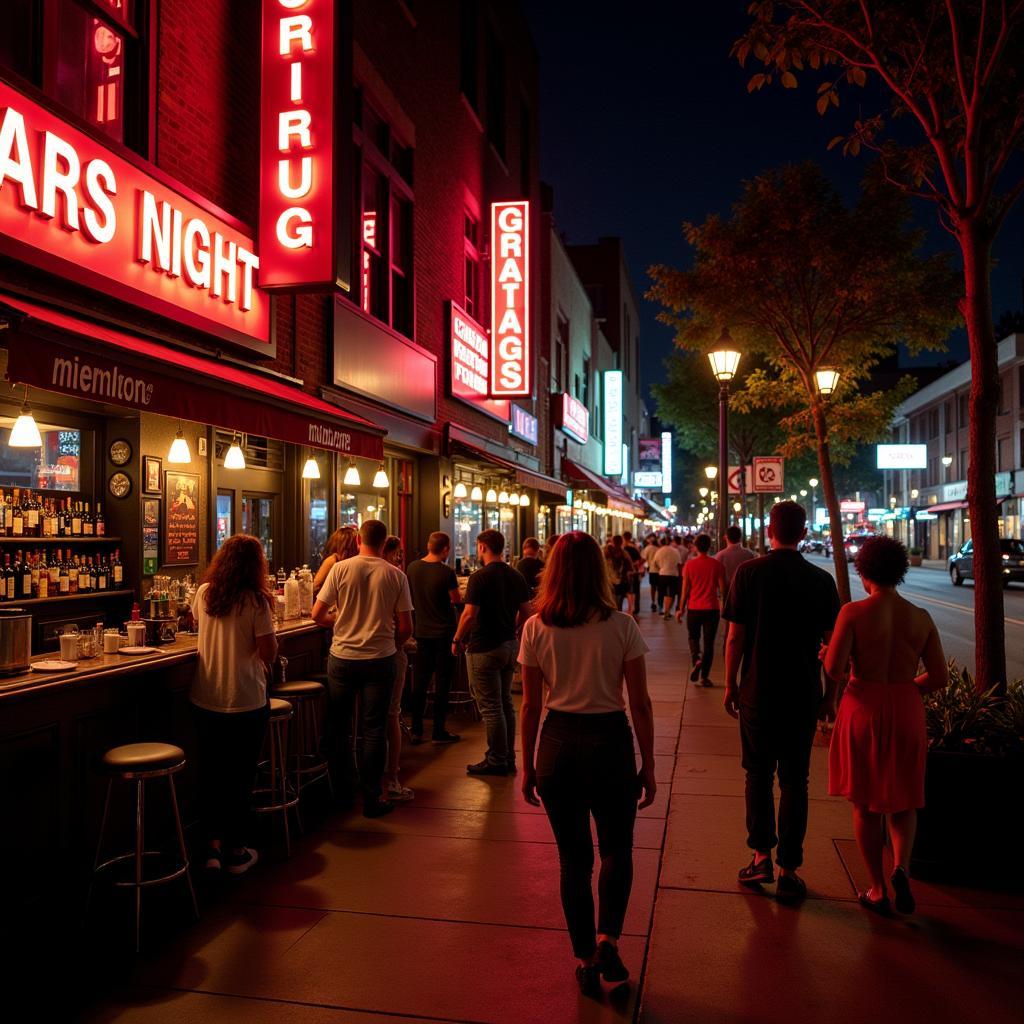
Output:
[652, 536, 684, 620]
[313, 519, 413, 818]
[642, 535, 661, 611]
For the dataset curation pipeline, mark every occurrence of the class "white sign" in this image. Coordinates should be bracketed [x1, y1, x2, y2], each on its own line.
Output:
[942, 481, 968, 502]
[661, 431, 672, 496]
[603, 370, 623, 475]
[634, 471, 663, 489]
[620, 443, 629, 487]
[728, 465, 754, 495]
[840, 500, 866, 514]
[752, 456, 785, 493]
[560, 393, 589, 444]
[877, 444, 927, 470]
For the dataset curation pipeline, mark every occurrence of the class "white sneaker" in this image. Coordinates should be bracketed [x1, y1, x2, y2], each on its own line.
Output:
[225, 847, 259, 875]
[386, 780, 415, 802]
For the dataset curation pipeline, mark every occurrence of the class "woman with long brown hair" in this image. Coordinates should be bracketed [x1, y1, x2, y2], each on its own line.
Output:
[519, 532, 656, 997]
[191, 534, 278, 876]
[313, 526, 359, 596]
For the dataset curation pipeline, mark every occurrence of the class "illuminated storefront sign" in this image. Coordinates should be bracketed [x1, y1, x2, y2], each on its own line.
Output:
[634, 471, 663, 489]
[448, 301, 509, 422]
[490, 200, 530, 397]
[661, 431, 673, 496]
[0, 81, 269, 351]
[259, 0, 336, 289]
[510, 404, 538, 445]
[559, 393, 589, 444]
[603, 370, 623, 475]
[876, 444, 927, 469]
[840, 500, 866, 514]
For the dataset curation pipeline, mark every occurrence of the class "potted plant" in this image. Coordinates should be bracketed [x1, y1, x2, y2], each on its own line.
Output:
[908, 546, 924, 567]
[914, 665, 1024, 884]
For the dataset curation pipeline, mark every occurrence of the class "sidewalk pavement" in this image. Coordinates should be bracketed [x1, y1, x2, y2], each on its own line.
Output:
[80, 609, 1021, 1023]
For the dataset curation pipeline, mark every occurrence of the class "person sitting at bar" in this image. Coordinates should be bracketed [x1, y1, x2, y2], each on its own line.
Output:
[382, 535, 414, 802]
[313, 526, 359, 597]
[190, 534, 278, 876]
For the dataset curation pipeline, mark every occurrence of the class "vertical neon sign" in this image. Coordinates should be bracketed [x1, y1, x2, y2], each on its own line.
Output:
[259, 0, 336, 289]
[603, 370, 623, 475]
[661, 431, 673, 496]
[490, 200, 531, 398]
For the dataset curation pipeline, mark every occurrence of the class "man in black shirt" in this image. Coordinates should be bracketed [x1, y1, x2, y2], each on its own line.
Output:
[723, 501, 841, 902]
[453, 529, 532, 776]
[515, 536, 544, 598]
[406, 531, 463, 745]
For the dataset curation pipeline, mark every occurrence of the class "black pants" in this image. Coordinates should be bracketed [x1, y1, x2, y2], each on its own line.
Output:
[686, 609, 720, 679]
[192, 703, 269, 851]
[739, 703, 818, 869]
[410, 634, 455, 738]
[536, 710, 638, 958]
[649, 572, 661, 607]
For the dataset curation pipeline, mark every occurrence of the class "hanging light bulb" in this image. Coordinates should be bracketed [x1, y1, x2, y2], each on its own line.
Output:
[485, 485, 498, 503]
[470, 484, 483, 502]
[454, 481, 468, 499]
[343, 459, 361, 486]
[520, 493, 531, 507]
[7, 385, 42, 448]
[223, 432, 246, 469]
[372, 462, 390, 488]
[498, 488, 509, 504]
[167, 420, 192, 464]
[302, 456, 321, 480]
[508, 493, 520, 506]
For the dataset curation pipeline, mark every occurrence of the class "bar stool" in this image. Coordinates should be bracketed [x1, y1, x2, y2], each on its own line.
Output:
[253, 698, 300, 857]
[269, 679, 333, 801]
[444, 649, 481, 722]
[88, 742, 198, 953]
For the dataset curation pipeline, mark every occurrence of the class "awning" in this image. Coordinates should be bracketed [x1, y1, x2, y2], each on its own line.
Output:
[639, 496, 672, 522]
[0, 293, 384, 459]
[562, 458, 645, 516]
[925, 501, 968, 513]
[449, 428, 566, 500]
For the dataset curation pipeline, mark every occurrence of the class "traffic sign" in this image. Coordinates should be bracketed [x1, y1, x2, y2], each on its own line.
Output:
[727, 465, 753, 495]
[752, 456, 785, 493]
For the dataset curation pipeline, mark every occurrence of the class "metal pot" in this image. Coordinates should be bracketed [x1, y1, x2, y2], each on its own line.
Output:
[0, 608, 33, 675]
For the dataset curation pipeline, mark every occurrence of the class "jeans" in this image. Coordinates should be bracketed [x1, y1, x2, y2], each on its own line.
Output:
[740, 703, 818, 869]
[410, 634, 455, 738]
[192, 703, 269, 850]
[325, 653, 395, 806]
[649, 572, 661, 607]
[686, 609, 720, 679]
[536, 710, 638, 959]
[466, 640, 518, 765]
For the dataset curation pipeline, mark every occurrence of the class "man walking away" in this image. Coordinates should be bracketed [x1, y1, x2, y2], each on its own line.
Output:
[313, 519, 414, 818]
[643, 534, 661, 611]
[717, 525, 757, 652]
[622, 532, 643, 617]
[677, 533, 726, 686]
[723, 502, 841, 902]
[454, 529, 532, 776]
[516, 537, 544, 599]
[652, 535, 683, 620]
[406, 531, 462, 746]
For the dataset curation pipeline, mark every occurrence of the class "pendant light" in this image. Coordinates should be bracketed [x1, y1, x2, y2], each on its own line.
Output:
[223, 432, 246, 469]
[302, 455, 321, 480]
[470, 484, 483, 502]
[498, 488, 509, 505]
[485, 484, 498, 503]
[372, 462, 390, 488]
[343, 458, 361, 486]
[508, 493, 520, 506]
[7, 385, 42, 448]
[453, 481, 468, 499]
[520, 493, 531, 507]
[167, 420, 192, 464]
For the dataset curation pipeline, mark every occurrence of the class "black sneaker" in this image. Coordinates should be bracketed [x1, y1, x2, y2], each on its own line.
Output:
[738, 855, 775, 886]
[689, 660, 703, 682]
[575, 964, 601, 998]
[776, 872, 807, 903]
[466, 759, 508, 776]
[596, 940, 629, 983]
[363, 799, 395, 819]
[432, 731, 461, 744]
[890, 867, 915, 914]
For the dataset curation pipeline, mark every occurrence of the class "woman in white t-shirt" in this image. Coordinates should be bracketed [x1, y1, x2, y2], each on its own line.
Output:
[519, 532, 656, 998]
[191, 534, 278, 876]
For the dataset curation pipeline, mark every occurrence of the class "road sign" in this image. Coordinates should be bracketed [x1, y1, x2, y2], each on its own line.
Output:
[727, 465, 754, 495]
[752, 456, 785, 493]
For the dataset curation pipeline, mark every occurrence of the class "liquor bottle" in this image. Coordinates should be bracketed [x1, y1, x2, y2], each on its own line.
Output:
[82, 502, 93, 537]
[16, 550, 31, 599]
[87, 556, 97, 592]
[3, 554, 14, 601]
[71, 502, 82, 536]
[58, 499, 68, 537]
[37, 553, 48, 600]
[58, 551, 70, 594]
[0, 489, 7, 536]
[68, 555, 79, 595]
[48, 548, 60, 591]
[111, 549, 123, 588]
[23, 490, 39, 537]
[11, 489, 23, 537]
[95, 502, 106, 537]
[97, 557, 108, 591]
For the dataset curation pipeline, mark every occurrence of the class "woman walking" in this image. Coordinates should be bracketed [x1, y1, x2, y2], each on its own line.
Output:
[823, 536, 948, 914]
[191, 534, 278, 876]
[519, 532, 656, 997]
[313, 526, 359, 596]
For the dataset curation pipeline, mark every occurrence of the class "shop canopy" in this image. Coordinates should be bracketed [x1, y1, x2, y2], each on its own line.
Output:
[562, 458, 645, 517]
[0, 293, 384, 460]
[448, 425, 567, 500]
[925, 501, 969, 513]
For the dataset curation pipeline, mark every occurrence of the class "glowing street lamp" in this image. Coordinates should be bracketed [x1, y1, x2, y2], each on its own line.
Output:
[708, 328, 741, 547]
[704, 466, 718, 481]
[815, 367, 841, 396]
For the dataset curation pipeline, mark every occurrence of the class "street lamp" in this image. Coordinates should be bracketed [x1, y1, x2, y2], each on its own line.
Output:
[699, 486, 709, 498]
[808, 477, 819, 531]
[704, 466, 718, 481]
[708, 327, 741, 547]
[815, 367, 841, 396]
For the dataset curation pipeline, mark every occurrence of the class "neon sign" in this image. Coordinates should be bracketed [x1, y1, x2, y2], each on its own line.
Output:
[450, 301, 490, 401]
[560, 393, 589, 445]
[490, 200, 530, 398]
[259, 0, 336, 289]
[603, 370, 623, 475]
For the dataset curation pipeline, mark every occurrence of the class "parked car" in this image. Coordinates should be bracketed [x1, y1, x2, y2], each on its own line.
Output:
[842, 532, 874, 562]
[799, 537, 824, 554]
[949, 537, 1024, 587]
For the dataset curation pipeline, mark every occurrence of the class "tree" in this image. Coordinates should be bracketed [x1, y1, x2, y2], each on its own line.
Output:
[736, 1, 1024, 690]
[648, 164, 957, 600]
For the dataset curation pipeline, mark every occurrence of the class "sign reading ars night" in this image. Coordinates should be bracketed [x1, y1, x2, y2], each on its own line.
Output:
[259, 0, 337, 289]
[490, 200, 531, 398]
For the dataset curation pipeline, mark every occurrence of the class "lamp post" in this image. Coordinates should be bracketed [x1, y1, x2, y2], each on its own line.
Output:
[708, 329, 741, 548]
[808, 477, 819, 532]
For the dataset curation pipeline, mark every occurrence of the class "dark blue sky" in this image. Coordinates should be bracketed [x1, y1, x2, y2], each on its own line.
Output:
[521, 2, 1023, 406]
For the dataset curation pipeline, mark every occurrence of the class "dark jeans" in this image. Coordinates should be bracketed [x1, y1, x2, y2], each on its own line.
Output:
[192, 703, 269, 850]
[466, 640, 518, 765]
[410, 634, 455, 738]
[325, 653, 395, 806]
[739, 703, 818, 869]
[537, 710, 638, 959]
[686, 609, 720, 678]
[649, 571, 661, 607]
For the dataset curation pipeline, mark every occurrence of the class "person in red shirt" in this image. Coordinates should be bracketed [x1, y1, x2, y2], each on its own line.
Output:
[677, 533, 726, 686]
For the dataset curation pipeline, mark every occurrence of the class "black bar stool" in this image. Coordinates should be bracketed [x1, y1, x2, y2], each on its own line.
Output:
[88, 742, 198, 953]
[253, 697, 300, 856]
[269, 679, 333, 801]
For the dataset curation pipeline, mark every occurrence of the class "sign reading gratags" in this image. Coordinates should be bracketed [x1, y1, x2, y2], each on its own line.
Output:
[490, 200, 530, 397]
[877, 444, 927, 469]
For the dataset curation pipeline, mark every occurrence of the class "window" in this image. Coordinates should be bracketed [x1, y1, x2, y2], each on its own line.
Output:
[929, 408, 939, 439]
[555, 317, 569, 392]
[945, 400, 954, 435]
[0, 421, 82, 492]
[958, 392, 969, 430]
[459, 0, 478, 111]
[574, 373, 581, 400]
[582, 355, 591, 408]
[999, 372, 1010, 414]
[485, 23, 506, 158]
[1, 0, 148, 152]
[998, 436, 1012, 472]
[959, 449, 968, 478]
[464, 209, 480, 319]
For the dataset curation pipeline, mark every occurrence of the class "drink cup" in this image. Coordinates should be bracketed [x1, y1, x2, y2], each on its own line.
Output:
[59, 633, 79, 662]
[103, 630, 121, 654]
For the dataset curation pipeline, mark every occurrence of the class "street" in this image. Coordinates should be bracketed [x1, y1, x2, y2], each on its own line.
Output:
[808, 554, 1024, 682]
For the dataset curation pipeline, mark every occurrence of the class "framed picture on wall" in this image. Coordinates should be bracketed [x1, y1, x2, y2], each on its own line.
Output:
[142, 498, 160, 576]
[143, 455, 162, 494]
[164, 470, 200, 566]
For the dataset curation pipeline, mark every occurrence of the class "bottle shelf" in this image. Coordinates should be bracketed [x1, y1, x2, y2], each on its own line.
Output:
[0, 589, 133, 608]
[0, 537, 122, 545]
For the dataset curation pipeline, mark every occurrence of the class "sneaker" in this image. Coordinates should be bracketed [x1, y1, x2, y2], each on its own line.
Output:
[890, 867, 915, 914]
[738, 855, 775, 886]
[203, 847, 222, 873]
[224, 847, 258, 876]
[596, 940, 629, 983]
[363, 799, 395, 819]
[858, 890, 892, 915]
[385, 780, 415, 802]
[776, 872, 807, 903]
[575, 964, 602, 998]
[700, 677, 713, 688]
[689, 660, 702, 682]
[466, 759, 508, 776]
[432, 731, 461, 744]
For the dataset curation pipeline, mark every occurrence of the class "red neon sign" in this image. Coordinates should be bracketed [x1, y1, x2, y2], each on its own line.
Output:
[0, 80, 269, 351]
[560, 393, 589, 445]
[490, 200, 531, 398]
[258, 0, 336, 290]
[448, 301, 510, 422]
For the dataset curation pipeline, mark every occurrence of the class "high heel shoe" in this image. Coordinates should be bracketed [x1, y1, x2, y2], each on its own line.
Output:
[890, 867, 916, 914]
[858, 890, 892, 915]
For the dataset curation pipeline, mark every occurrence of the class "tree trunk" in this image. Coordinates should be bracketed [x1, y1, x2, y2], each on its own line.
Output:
[960, 226, 1006, 690]
[810, 396, 851, 603]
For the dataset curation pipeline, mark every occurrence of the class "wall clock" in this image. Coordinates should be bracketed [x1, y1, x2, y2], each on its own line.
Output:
[108, 472, 133, 499]
[109, 439, 133, 466]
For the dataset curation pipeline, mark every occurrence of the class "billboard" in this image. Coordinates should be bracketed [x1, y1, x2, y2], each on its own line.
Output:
[877, 444, 927, 470]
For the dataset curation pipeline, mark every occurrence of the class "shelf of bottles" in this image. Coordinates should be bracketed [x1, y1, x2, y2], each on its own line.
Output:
[0, 488, 110, 541]
[2, 547, 126, 603]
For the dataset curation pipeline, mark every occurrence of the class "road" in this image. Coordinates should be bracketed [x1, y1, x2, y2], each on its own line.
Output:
[807, 553, 1024, 682]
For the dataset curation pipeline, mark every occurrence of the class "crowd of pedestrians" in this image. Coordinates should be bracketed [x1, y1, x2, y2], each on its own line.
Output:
[188, 499, 948, 998]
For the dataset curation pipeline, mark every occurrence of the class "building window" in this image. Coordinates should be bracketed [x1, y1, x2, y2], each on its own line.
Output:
[464, 210, 480, 319]
[958, 392, 969, 430]
[959, 449, 968, 478]
[998, 436, 1012, 472]
[929, 408, 939, 439]
[582, 356, 591, 408]
[485, 23, 506, 158]
[999, 373, 1010, 415]
[555, 317, 569, 392]
[574, 373, 581, 401]
[459, 0, 478, 111]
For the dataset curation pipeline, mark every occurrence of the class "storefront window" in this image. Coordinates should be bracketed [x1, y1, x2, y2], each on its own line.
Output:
[307, 478, 328, 568]
[0, 422, 81, 492]
[454, 499, 483, 572]
[215, 492, 233, 550]
[242, 494, 276, 568]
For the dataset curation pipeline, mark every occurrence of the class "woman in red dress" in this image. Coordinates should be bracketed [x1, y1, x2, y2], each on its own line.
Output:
[823, 537, 948, 915]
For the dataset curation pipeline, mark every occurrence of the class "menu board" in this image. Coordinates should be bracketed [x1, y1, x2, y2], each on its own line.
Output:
[164, 471, 200, 566]
[142, 498, 161, 576]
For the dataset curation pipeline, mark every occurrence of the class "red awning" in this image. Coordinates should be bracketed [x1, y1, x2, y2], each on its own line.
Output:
[449, 430, 566, 499]
[925, 501, 968, 513]
[0, 293, 384, 459]
[562, 458, 645, 516]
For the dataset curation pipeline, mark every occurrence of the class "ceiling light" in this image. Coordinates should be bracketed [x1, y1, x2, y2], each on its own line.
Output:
[520, 493, 530, 507]
[470, 485, 483, 501]
[223, 433, 246, 469]
[454, 481, 468, 499]
[485, 486, 497, 503]
[372, 463, 389, 488]
[498, 489, 509, 504]
[167, 421, 192, 464]
[343, 459, 361, 486]
[302, 456, 321, 480]
[7, 386, 42, 448]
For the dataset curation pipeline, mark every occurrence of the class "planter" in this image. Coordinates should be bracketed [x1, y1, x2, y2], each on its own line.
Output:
[912, 748, 1023, 886]
[909, 554, 923, 567]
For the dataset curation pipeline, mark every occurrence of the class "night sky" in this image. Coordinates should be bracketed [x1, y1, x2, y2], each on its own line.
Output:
[521, 2, 1024, 407]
